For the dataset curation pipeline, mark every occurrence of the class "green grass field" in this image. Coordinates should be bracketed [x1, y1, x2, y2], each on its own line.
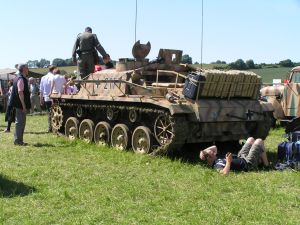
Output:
[251, 67, 292, 83]
[31, 66, 77, 76]
[0, 114, 299, 224]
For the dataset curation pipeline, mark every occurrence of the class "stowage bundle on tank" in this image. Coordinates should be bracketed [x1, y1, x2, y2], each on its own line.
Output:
[194, 69, 261, 99]
[50, 42, 273, 155]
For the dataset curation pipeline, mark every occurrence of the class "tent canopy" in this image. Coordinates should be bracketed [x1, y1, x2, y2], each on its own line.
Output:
[0, 68, 17, 75]
[0, 74, 15, 80]
[0, 68, 17, 80]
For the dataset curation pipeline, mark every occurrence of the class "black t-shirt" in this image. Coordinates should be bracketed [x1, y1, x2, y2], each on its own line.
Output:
[213, 156, 248, 172]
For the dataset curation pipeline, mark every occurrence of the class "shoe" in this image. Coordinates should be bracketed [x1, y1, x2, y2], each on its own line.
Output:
[3, 129, 10, 133]
[14, 142, 28, 146]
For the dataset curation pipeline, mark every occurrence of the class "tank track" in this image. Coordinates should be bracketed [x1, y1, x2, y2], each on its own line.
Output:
[52, 101, 188, 155]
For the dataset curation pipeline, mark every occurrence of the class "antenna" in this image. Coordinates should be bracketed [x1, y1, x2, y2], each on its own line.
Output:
[200, 0, 204, 69]
[133, 0, 138, 69]
[134, 0, 138, 44]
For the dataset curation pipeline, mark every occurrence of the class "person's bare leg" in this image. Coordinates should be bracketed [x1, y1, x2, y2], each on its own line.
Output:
[244, 138, 268, 169]
[258, 140, 269, 167]
[260, 151, 269, 167]
[238, 137, 255, 158]
[246, 137, 255, 145]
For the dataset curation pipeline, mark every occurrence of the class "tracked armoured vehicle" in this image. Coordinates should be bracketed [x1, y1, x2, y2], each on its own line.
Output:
[50, 42, 273, 155]
[260, 66, 300, 132]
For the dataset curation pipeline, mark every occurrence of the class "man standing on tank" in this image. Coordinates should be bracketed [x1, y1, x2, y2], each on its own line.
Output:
[72, 27, 110, 79]
[9, 63, 31, 146]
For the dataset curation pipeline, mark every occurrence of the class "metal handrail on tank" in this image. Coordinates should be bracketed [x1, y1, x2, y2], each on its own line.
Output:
[154, 70, 186, 95]
[76, 79, 168, 97]
[156, 70, 186, 85]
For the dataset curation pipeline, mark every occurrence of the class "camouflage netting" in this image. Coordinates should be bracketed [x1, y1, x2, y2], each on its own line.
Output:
[200, 70, 261, 99]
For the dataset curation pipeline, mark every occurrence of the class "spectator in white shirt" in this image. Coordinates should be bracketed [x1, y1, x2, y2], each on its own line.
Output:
[39, 65, 56, 132]
[51, 68, 66, 94]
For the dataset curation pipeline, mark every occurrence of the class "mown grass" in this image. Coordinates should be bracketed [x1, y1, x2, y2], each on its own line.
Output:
[251, 67, 292, 83]
[0, 114, 299, 224]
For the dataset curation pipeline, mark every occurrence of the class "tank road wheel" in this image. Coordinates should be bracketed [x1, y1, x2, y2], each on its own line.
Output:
[132, 126, 152, 154]
[65, 117, 79, 140]
[76, 106, 84, 118]
[51, 105, 63, 133]
[129, 109, 139, 123]
[79, 119, 95, 143]
[111, 124, 131, 150]
[154, 114, 175, 146]
[94, 122, 111, 146]
[107, 108, 118, 121]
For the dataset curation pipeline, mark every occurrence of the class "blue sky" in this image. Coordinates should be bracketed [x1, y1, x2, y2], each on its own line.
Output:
[0, 0, 299, 68]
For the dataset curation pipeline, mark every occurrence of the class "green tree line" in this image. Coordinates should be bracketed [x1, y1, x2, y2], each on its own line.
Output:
[27, 58, 74, 68]
[27, 55, 298, 70]
[181, 53, 298, 70]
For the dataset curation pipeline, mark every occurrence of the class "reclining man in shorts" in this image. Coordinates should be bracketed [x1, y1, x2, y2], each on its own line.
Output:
[199, 137, 269, 175]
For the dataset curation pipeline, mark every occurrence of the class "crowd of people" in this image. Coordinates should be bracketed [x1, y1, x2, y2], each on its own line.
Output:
[2, 64, 82, 141]
[3, 26, 114, 143]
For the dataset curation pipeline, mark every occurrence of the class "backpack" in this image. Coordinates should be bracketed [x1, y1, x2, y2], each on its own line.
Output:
[293, 141, 300, 161]
[277, 141, 294, 163]
[277, 141, 300, 163]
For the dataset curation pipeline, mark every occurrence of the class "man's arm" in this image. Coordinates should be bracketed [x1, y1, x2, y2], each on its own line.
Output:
[39, 77, 44, 105]
[220, 153, 232, 175]
[17, 79, 26, 112]
[72, 36, 80, 62]
[18, 91, 26, 112]
[93, 34, 108, 57]
[50, 78, 55, 94]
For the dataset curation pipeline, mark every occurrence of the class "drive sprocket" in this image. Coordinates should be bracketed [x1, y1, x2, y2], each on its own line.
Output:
[51, 105, 63, 132]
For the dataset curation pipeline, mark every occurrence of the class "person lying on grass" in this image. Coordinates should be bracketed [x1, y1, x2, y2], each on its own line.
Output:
[199, 137, 269, 175]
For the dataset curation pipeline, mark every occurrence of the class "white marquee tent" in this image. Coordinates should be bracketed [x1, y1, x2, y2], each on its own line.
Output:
[0, 68, 17, 80]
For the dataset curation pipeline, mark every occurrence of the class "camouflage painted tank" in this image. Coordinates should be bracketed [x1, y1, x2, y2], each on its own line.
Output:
[260, 66, 300, 132]
[50, 42, 274, 155]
